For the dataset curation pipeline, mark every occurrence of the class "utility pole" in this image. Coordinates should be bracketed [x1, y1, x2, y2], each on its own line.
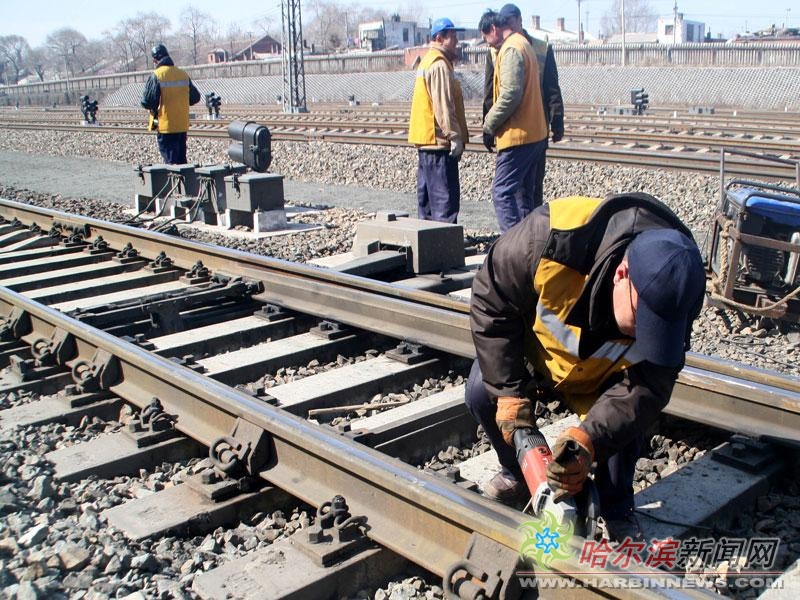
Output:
[621, 0, 626, 66]
[281, 0, 308, 113]
[577, 0, 583, 43]
[673, 2, 678, 44]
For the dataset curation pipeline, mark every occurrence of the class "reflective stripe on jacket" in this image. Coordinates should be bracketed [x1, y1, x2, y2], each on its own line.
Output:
[492, 33, 547, 150]
[151, 65, 192, 133]
[529, 196, 633, 416]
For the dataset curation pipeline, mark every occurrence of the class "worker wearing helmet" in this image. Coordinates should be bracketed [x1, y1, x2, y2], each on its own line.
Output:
[140, 43, 201, 164]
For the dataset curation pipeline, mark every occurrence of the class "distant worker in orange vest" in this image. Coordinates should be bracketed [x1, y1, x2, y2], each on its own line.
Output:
[140, 43, 201, 164]
[407, 18, 469, 223]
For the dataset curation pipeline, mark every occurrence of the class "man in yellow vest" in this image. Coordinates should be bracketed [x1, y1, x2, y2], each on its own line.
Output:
[141, 44, 201, 165]
[483, 4, 564, 209]
[407, 18, 469, 223]
[466, 193, 706, 542]
[479, 9, 549, 233]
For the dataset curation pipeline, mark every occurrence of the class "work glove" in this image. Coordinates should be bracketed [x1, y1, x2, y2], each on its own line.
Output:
[482, 132, 495, 153]
[449, 139, 464, 161]
[546, 426, 594, 502]
[551, 129, 564, 143]
[495, 396, 533, 446]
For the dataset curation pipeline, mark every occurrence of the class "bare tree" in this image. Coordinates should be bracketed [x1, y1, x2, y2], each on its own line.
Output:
[600, 0, 657, 37]
[128, 12, 172, 70]
[180, 6, 215, 65]
[46, 28, 88, 78]
[104, 20, 139, 71]
[27, 47, 48, 81]
[0, 35, 31, 83]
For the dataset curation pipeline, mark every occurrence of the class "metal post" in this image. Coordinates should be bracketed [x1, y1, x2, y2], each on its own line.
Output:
[281, 0, 308, 113]
[673, 2, 678, 44]
[621, 0, 626, 66]
[577, 0, 582, 43]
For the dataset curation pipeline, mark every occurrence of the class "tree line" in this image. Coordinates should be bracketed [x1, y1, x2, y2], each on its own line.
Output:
[0, 0, 657, 85]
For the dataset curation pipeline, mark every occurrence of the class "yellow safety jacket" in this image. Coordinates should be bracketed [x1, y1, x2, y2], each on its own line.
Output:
[149, 65, 192, 133]
[528, 196, 634, 417]
[407, 48, 467, 146]
[493, 33, 547, 150]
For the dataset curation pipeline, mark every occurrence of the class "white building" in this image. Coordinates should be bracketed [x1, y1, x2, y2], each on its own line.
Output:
[527, 15, 598, 44]
[657, 13, 706, 44]
[358, 15, 424, 51]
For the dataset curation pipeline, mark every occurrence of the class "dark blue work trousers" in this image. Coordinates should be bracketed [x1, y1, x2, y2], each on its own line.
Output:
[157, 132, 188, 165]
[464, 358, 640, 519]
[531, 139, 550, 209]
[416, 149, 460, 224]
[492, 140, 546, 233]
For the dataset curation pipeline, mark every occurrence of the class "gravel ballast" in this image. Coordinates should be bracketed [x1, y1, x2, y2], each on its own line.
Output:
[1, 126, 799, 599]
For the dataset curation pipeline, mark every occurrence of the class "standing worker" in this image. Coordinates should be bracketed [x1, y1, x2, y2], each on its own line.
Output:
[466, 193, 706, 542]
[141, 43, 201, 165]
[483, 4, 564, 209]
[408, 18, 469, 224]
[479, 9, 548, 233]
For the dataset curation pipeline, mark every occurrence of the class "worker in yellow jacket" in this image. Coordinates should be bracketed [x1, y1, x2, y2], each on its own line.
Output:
[141, 44, 201, 165]
[408, 18, 469, 223]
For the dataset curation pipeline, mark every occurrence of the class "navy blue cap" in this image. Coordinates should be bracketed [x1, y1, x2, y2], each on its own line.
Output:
[499, 4, 522, 19]
[431, 17, 464, 38]
[628, 229, 706, 367]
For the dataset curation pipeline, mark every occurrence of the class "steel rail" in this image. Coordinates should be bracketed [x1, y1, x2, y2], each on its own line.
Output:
[1, 120, 796, 181]
[0, 289, 709, 599]
[2, 199, 800, 447]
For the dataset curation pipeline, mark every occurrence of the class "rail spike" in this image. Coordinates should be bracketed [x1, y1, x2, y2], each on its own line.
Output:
[70, 349, 121, 393]
[30, 328, 76, 367]
[0, 307, 31, 341]
[208, 417, 271, 481]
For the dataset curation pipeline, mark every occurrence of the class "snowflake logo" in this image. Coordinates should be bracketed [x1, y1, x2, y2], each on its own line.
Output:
[535, 529, 559, 553]
[518, 510, 575, 570]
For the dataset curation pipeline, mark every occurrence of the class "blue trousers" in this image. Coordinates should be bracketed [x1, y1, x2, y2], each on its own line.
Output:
[416, 150, 460, 223]
[157, 132, 188, 165]
[532, 140, 550, 209]
[492, 140, 546, 233]
[464, 358, 640, 519]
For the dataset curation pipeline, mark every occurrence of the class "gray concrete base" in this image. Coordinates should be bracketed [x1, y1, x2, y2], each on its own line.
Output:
[192, 532, 407, 600]
[0, 396, 122, 431]
[47, 432, 203, 482]
[635, 442, 783, 541]
[103, 483, 282, 540]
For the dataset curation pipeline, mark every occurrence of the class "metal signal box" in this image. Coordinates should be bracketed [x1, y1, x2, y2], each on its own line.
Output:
[223, 173, 285, 213]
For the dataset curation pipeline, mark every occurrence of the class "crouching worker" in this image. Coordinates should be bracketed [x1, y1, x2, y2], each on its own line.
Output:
[466, 193, 706, 542]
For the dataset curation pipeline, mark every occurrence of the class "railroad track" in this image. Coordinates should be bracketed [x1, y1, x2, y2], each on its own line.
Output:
[2, 104, 799, 182]
[0, 199, 798, 598]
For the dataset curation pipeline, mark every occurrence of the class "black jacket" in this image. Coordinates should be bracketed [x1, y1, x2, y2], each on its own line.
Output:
[470, 193, 697, 458]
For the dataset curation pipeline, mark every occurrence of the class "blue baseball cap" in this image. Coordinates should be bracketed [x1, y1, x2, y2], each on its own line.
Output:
[628, 229, 706, 367]
[431, 17, 464, 39]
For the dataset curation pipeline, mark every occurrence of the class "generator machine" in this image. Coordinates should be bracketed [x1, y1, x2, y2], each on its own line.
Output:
[706, 149, 800, 322]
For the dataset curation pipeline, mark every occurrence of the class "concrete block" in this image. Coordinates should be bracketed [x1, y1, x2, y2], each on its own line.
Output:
[352, 214, 464, 274]
[192, 532, 406, 599]
[254, 209, 288, 233]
